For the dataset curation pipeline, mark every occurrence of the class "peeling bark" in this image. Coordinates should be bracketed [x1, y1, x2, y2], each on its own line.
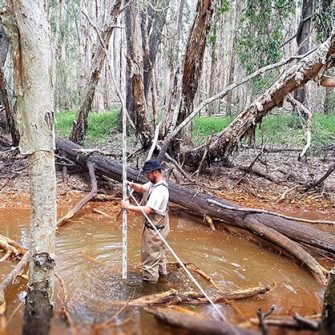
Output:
[0, 23, 19, 145]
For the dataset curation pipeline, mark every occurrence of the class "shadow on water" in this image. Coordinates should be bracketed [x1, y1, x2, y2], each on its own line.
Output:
[0, 206, 325, 334]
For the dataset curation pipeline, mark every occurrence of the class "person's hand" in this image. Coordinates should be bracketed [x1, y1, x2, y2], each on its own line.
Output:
[127, 181, 135, 190]
[121, 200, 129, 210]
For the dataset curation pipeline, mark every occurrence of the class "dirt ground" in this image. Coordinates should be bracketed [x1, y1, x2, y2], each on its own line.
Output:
[1, 131, 335, 220]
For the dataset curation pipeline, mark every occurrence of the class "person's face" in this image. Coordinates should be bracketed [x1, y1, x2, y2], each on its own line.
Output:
[145, 170, 157, 183]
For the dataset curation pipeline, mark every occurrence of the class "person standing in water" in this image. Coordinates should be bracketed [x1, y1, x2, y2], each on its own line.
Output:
[121, 160, 169, 283]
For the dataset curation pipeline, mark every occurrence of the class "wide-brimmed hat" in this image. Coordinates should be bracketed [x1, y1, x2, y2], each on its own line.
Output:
[141, 160, 163, 175]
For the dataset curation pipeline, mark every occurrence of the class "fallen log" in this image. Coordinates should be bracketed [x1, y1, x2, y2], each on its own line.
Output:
[56, 138, 335, 283]
[128, 285, 269, 307]
[146, 307, 258, 335]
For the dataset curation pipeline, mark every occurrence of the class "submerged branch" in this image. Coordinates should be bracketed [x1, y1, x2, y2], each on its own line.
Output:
[57, 162, 97, 228]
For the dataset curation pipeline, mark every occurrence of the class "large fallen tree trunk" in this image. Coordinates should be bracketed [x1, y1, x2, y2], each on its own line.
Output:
[179, 28, 335, 167]
[56, 138, 335, 284]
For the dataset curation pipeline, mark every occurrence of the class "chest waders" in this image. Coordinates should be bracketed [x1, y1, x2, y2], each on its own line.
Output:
[141, 182, 170, 283]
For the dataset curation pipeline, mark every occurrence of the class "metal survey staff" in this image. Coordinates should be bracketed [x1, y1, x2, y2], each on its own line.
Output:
[121, 160, 170, 284]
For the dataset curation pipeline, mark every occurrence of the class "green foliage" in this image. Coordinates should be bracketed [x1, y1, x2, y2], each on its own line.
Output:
[55, 109, 120, 143]
[218, 0, 230, 13]
[237, 0, 294, 93]
[315, 0, 335, 42]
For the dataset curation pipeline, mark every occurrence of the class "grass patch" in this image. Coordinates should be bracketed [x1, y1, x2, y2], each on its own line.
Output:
[55, 110, 335, 149]
[192, 116, 233, 144]
[55, 108, 120, 144]
[192, 113, 335, 147]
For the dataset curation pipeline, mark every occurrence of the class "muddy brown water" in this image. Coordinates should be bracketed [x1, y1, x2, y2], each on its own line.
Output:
[0, 206, 326, 335]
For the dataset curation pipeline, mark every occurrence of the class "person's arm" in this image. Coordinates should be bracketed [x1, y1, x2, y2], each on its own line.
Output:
[121, 200, 152, 215]
[128, 181, 146, 193]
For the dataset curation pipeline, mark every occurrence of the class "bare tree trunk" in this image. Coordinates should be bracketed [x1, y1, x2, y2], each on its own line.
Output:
[70, 0, 121, 143]
[1, 1, 57, 334]
[142, 0, 169, 100]
[207, 11, 218, 116]
[125, 0, 152, 148]
[225, 2, 240, 117]
[162, 0, 185, 137]
[323, 68, 335, 113]
[0, 23, 19, 145]
[53, 0, 64, 112]
[320, 267, 335, 335]
[324, 86, 335, 113]
[294, 0, 313, 104]
[124, 4, 135, 127]
[173, 0, 213, 149]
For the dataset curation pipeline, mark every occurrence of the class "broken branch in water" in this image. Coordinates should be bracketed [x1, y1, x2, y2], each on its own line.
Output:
[128, 285, 270, 307]
[0, 234, 27, 261]
[0, 251, 31, 315]
[57, 162, 97, 228]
